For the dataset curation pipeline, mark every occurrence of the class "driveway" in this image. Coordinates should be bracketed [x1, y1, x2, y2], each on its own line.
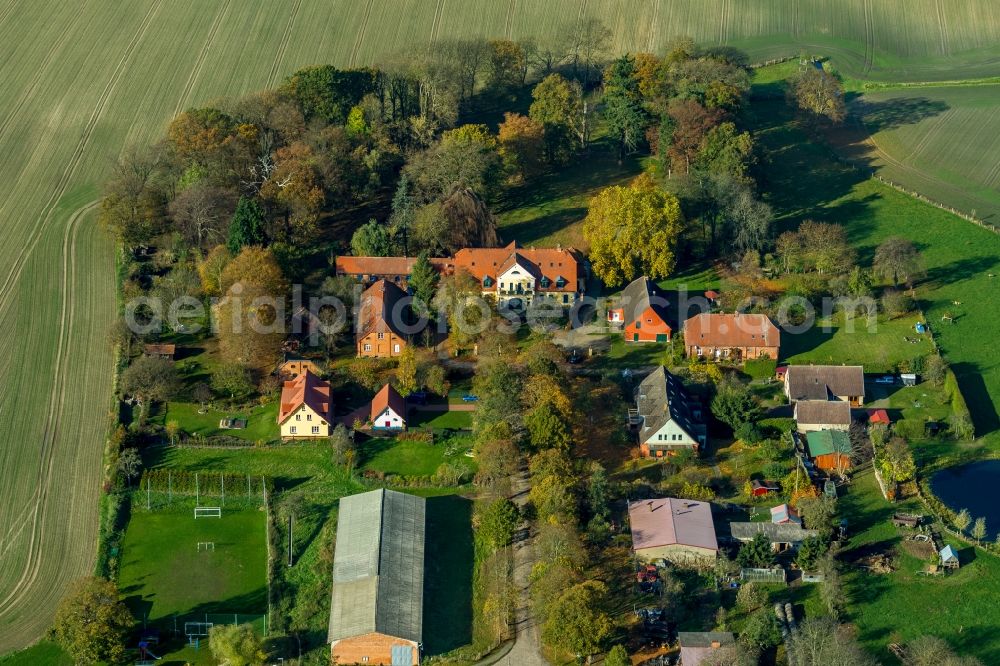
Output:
[503, 469, 547, 666]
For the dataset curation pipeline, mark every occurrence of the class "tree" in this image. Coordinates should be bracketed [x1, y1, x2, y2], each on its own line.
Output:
[736, 581, 767, 611]
[741, 608, 782, 651]
[394, 345, 419, 396]
[881, 288, 915, 318]
[208, 623, 268, 666]
[605, 645, 630, 666]
[54, 577, 133, 665]
[924, 354, 948, 386]
[169, 182, 235, 249]
[98, 148, 167, 248]
[211, 363, 255, 400]
[329, 424, 355, 466]
[583, 174, 683, 287]
[874, 236, 923, 287]
[788, 66, 846, 124]
[436, 188, 501, 253]
[282, 65, 374, 124]
[198, 244, 232, 296]
[695, 122, 755, 182]
[479, 498, 521, 550]
[529, 73, 584, 162]
[350, 219, 394, 256]
[216, 247, 289, 368]
[796, 535, 829, 571]
[121, 356, 180, 405]
[497, 112, 545, 181]
[972, 516, 987, 545]
[902, 635, 985, 666]
[788, 617, 877, 666]
[227, 196, 267, 254]
[403, 129, 501, 205]
[525, 402, 572, 452]
[736, 532, 775, 568]
[667, 99, 724, 174]
[542, 580, 613, 657]
[475, 439, 520, 494]
[818, 554, 846, 618]
[797, 495, 837, 536]
[118, 447, 143, 484]
[388, 175, 416, 253]
[602, 55, 647, 160]
[528, 474, 576, 523]
[409, 251, 440, 311]
[487, 39, 527, 89]
[711, 380, 759, 430]
[164, 419, 181, 444]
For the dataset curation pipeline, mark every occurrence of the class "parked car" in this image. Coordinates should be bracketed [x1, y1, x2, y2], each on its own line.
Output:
[461, 394, 479, 402]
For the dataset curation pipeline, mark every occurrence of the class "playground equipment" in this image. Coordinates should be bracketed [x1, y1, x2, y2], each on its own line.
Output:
[185, 621, 213, 648]
[136, 639, 161, 664]
[194, 506, 221, 519]
[197, 541, 215, 552]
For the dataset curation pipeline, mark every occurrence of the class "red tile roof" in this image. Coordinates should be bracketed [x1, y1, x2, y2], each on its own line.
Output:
[868, 408, 891, 424]
[370, 383, 406, 422]
[683, 313, 780, 349]
[336, 256, 453, 277]
[356, 279, 409, 341]
[627, 497, 718, 553]
[452, 242, 583, 293]
[278, 370, 332, 424]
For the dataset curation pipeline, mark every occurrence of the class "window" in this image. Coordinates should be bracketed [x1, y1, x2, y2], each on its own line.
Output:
[295, 414, 301, 421]
[647, 318, 652, 323]
[290, 426, 297, 434]
[556, 277, 566, 288]
[363, 343, 372, 352]
[635, 321, 641, 329]
[311, 426, 320, 434]
[483, 276, 493, 287]
[307, 413, 312, 421]
[377, 332, 384, 340]
[562, 294, 568, 304]
[500, 282, 504, 290]
[540, 277, 550, 288]
[393, 344, 401, 353]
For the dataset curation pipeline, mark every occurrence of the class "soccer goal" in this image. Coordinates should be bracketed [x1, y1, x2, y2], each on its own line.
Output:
[197, 542, 215, 552]
[194, 506, 221, 519]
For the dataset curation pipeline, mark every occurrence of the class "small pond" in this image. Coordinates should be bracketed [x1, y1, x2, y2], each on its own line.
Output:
[931, 460, 1000, 539]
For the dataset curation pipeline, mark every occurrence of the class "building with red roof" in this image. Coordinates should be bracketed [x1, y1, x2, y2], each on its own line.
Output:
[868, 408, 891, 425]
[279, 370, 333, 440]
[627, 497, 718, 566]
[356, 279, 409, 358]
[370, 384, 407, 431]
[683, 313, 780, 362]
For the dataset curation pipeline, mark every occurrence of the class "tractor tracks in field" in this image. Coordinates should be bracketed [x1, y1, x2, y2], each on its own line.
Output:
[267, 0, 301, 89]
[504, 0, 517, 39]
[430, 0, 446, 44]
[350, 0, 374, 68]
[0, 199, 92, 626]
[647, 0, 660, 53]
[861, 0, 875, 75]
[934, 0, 950, 55]
[172, 0, 231, 118]
[0, 0, 162, 321]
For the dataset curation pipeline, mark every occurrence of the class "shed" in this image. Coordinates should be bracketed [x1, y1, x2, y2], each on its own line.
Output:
[328, 489, 425, 665]
[143, 343, 176, 360]
[751, 479, 780, 497]
[806, 430, 853, 472]
[892, 513, 922, 529]
[770, 504, 801, 526]
[901, 373, 918, 386]
[939, 545, 959, 569]
[729, 522, 818, 552]
[868, 408, 891, 425]
[678, 632, 736, 666]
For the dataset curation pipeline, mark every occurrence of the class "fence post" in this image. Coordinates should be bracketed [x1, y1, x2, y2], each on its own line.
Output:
[146, 477, 151, 510]
[196, 473, 199, 506]
[169, 471, 172, 503]
[221, 474, 225, 506]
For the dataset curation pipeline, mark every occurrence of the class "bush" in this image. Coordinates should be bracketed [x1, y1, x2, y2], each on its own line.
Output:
[736, 582, 767, 611]
[894, 418, 926, 442]
[881, 289, 914, 318]
[758, 417, 796, 436]
[735, 422, 764, 445]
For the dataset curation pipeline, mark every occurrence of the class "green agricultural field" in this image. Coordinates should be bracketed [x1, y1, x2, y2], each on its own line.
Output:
[0, 0, 998, 654]
[119, 507, 267, 623]
[839, 85, 1000, 224]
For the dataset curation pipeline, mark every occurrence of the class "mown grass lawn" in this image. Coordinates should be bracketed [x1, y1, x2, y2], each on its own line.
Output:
[160, 401, 280, 442]
[0, 643, 70, 666]
[590, 334, 671, 370]
[782, 312, 932, 372]
[839, 470, 1000, 662]
[119, 507, 268, 622]
[409, 409, 474, 430]
[360, 435, 474, 477]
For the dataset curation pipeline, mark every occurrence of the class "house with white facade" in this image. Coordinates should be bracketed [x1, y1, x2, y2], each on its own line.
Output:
[370, 383, 406, 431]
[630, 366, 707, 456]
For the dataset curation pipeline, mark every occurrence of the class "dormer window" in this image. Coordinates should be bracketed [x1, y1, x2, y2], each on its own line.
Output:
[540, 277, 551, 288]
[555, 277, 566, 288]
[483, 276, 494, 288]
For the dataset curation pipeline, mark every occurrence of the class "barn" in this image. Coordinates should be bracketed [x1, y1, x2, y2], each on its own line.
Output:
[627, 497, 718, 566]
[328, 489, 425, 665]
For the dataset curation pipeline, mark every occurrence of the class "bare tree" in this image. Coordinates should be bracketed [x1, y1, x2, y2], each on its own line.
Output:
[169, 183, 236, 249]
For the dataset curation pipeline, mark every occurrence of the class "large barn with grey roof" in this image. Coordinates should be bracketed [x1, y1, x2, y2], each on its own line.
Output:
[328, 489, 425, 665]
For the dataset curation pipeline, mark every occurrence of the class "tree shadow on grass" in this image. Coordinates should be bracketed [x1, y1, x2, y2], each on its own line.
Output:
[852, 97, 950, 134]
[422, 495, 474, 656]
[950, 363, 1000, 436]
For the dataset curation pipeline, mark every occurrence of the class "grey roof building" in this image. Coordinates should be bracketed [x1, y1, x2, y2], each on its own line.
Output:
[328, 489, 426, 646]
[784, 365, 865, 404]
[634, 367, 707, 452]
[618, 276, 670, 326]
[678, 631, 736, 665]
